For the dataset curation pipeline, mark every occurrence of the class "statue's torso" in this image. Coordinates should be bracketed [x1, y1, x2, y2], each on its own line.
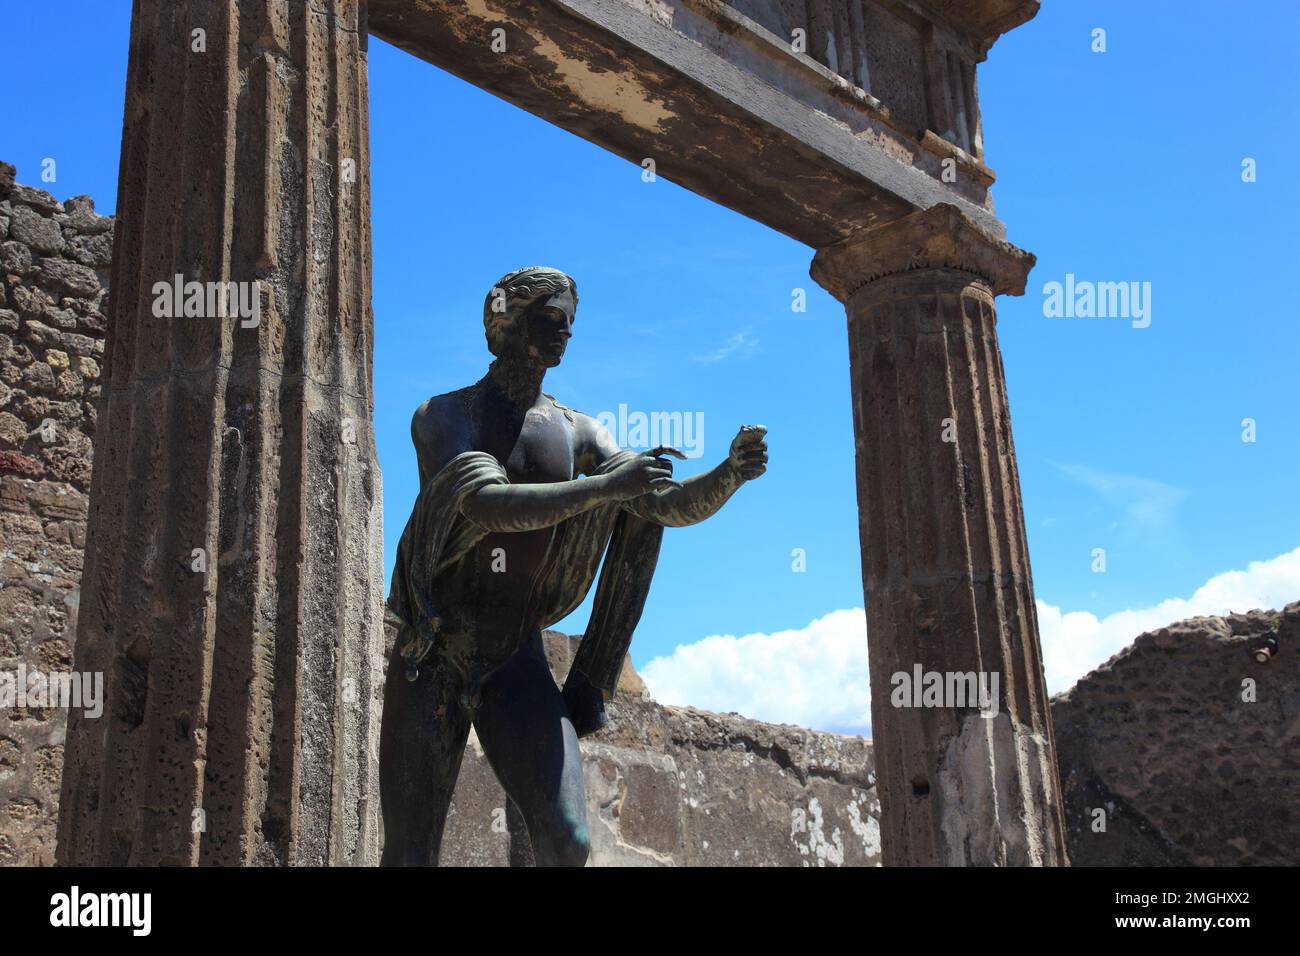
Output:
[414, 385, 578, 670]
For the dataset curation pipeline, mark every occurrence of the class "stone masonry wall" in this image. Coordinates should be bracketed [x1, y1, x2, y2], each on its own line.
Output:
[0, 162, 111, 865]
[1052, 603, 1299, 866]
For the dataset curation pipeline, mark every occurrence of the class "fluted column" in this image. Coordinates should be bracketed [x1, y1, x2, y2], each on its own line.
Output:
[811, 204, 1068, 866]
[57, 0, 383, 865]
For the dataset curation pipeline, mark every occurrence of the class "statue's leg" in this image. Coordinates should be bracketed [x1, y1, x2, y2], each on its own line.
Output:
[474, 633, 591, 867]
[379, 638, 472, 866]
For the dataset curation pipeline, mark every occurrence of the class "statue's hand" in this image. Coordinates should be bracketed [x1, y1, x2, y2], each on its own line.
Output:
[727, 425, 768, 481]
[605, 445, 686, 500]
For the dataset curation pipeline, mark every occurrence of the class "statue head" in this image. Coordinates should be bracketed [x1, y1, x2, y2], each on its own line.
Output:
[483, 266, 579, 368]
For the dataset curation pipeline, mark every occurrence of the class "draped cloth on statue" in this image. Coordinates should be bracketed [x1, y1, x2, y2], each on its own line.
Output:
[386, 448, 664, 707]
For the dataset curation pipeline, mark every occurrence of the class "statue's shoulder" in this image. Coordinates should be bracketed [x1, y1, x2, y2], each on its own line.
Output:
[557, 402, 621, 471]
[412, 386, 474, 458]
[547, 396, 610, 447]
[414, 386, 472, 424]
[543, 392, 588, 429]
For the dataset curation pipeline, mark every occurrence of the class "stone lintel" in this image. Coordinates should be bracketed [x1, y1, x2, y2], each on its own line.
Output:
[366, 0, 1006, 246]
[810, 202, 1036, 302]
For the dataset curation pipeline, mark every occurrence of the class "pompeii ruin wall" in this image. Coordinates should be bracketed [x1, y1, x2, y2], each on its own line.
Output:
[1054, 605, 1298, 867]
[0, 164, 111, 867]
[1, 168, 1295, 866]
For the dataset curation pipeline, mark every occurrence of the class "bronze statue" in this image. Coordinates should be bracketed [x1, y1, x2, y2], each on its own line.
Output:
[379, 266, 768, 866]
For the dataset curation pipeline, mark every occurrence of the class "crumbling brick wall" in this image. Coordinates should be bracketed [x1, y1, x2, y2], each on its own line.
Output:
[0, 161, 112, 865]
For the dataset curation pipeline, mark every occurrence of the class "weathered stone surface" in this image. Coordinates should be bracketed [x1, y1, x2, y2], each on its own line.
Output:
[22, 320, 61, 348]
[366, 0, 1020, 247]
[812, 202, 1036, 299]
[0, 412, 24, 446]
[21, 362, 55, 392]
[1, 241, 32, 277]
[65, 233, 114, 268]
[57, 332, 98, 358]
[9, 184, 61, 215]
[54, 0, 384, 868]
[1051, 603, 1299, 866]
[7, 206, 64, 256]
[811, 203, 1066, 866]
[9, 285, 49, 318]
[59, 196, 112, 236]
[0, 451, 46, 479]
[35, 259, 100, 299]
[9, 185, 61, 215]
[0, 167, 107, 866]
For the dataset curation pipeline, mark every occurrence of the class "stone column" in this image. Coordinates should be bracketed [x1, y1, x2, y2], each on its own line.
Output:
[811, 204, 1068, 866]
[56, 0, 384, 865]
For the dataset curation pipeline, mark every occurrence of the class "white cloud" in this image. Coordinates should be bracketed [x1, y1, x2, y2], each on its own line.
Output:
[640, 547, 1300, 736]
[1037, 545, 1300, 694]
[640, 608, 871, 734]
[691, 328, 757, 364]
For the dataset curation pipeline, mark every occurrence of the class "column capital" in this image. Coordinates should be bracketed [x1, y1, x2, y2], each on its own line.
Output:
[810, 203, 1036, 303]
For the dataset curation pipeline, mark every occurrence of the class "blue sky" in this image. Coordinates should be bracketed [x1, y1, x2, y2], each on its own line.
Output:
[4, 1, 1297, 733]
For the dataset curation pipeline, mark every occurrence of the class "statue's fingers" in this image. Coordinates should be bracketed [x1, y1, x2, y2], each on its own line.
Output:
[647, 444, 688, 460]
[652, 455, 675, 473]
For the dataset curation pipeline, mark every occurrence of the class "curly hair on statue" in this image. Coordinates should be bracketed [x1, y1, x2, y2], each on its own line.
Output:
[482, 266, 579, 357]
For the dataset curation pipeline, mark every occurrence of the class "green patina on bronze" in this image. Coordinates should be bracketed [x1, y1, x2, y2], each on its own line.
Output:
[379, 266, 768, 866]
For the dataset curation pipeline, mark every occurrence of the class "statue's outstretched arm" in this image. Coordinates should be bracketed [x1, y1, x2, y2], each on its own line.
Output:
[578, 417, 769, 528]
[460, 456, 677, 533]
[627, 461, 745, 528]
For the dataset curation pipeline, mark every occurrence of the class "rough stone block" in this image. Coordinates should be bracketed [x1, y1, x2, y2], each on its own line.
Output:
[7, 207, 63, 255]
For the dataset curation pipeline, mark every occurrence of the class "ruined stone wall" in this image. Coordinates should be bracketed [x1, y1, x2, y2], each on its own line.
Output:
[444, 609, 1299, 868]
[0, 163, 112, 865]
[1051, 604, 1299, 867]
[438, 631, 881, 867]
